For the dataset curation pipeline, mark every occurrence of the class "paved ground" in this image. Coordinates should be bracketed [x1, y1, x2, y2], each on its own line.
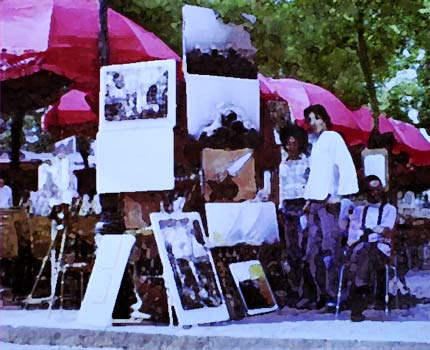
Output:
[0, 343, 122, 350]
[1, 270, 429, 350]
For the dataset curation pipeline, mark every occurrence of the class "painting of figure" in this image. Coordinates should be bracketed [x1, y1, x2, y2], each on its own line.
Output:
[150, 212, 229, 326]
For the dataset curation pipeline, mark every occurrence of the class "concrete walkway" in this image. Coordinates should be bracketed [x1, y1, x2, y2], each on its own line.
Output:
[1, 309, 430, 350]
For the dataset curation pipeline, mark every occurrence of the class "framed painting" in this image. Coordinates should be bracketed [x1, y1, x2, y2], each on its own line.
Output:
[99, 59, 176, 131]
[202, 148, 257, 202]
[229, 260, 278, 316]
[185, 74, 260, 139]
[361, 148, 389, 190]
[150, 211, 229, 326]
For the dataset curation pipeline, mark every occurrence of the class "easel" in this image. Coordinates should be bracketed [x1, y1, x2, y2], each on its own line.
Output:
[24, 208, 68, 310]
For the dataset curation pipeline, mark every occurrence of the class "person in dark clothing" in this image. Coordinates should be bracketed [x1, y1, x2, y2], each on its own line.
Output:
[346, 175, 397, 322]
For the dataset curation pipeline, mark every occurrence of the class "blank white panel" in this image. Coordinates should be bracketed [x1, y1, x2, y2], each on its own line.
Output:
[77, 234, 135, 328]
[96, 128, 174, 193]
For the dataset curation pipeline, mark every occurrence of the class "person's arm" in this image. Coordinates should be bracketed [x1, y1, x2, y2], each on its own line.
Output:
[347, 206, 364, 245]
[373, 204, 397, 239]
[332, 133, 359, 196]
[8, 187, 13, 207]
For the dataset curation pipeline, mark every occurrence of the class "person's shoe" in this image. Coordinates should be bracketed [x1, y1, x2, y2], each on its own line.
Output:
[350, 313, 365, 322]
[295, 298, 310, 309]
[316, 296, 328, 310]
[324, 300, 337, 313]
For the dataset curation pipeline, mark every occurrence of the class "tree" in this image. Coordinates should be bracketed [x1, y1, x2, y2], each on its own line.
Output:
[110, 0, 429, 130]
[0, 109, 54, 157]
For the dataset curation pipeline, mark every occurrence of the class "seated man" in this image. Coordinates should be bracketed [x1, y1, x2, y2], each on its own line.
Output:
[346, 175, 397, 322]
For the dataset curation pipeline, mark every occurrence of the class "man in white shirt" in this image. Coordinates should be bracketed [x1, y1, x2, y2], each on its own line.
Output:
[346, 175, 397, 321]
[302, 104, 358, 308]
[0, 177, 13, 208]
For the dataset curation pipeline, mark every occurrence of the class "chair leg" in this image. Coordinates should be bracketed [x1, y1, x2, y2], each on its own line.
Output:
[79, 271, 84, 306]
[393, 257, 399, 309]
[60, 269, 66, 310]
[385, 265, 389, 314]
[335, 265, 345, 318]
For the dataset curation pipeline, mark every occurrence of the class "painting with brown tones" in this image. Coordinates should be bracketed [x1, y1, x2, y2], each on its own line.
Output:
[202, 148, 257, 202]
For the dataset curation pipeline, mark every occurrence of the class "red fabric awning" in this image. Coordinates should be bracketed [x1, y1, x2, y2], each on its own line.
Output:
[0, 0, 181, 89]
[379, 116, 430, 166]
[258, 74, 373, 146]
[44, 89, 97, 127]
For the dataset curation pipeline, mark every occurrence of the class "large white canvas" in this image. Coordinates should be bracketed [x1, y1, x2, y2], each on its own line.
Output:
[186, 74, 260, 138]
[99, 60, 176, 131]
[205, 202, 279, 247]
[150, 211, 229, 326]
[77, 234, 135, 328]
[96, 128, 174, 193]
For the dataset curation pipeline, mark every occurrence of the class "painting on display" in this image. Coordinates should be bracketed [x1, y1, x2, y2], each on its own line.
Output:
[150, 212, 229, 326]
[54, 136, 76, 155]
[182, 5, 257, 79]
[361, 148, 389, 189]
[229, 260, 278, 316]
[186, 74, 260, 139]
[99, 59, 176, 130]
[202, 148, 257, 202]
[205, 202, 280, 247]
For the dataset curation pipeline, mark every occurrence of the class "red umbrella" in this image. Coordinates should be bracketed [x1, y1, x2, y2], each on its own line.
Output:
[379, 116, 430, 166]
[0, 0, 181, 89]
[258, 74, 373, 146]
[43, 89, 98, 139]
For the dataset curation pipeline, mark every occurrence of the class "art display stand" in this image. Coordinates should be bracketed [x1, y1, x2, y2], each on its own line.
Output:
[24, 220, 67, 310]
[97, 59, 177, 194]
[77, 234, 136, 328]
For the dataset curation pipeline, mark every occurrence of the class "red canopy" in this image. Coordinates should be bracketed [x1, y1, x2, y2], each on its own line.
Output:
[43, 89, 98, 139]
[379, 116, 430, 166]
[258, 74, 373, 146]
[44, 89, 97, 127]
[0, 0, 181, 89]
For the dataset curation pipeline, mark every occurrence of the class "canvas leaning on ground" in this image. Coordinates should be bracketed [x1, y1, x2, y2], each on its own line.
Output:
[150, 212, 230, 326]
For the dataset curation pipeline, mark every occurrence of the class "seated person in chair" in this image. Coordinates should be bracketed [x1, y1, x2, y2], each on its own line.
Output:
[346, 175, 397, 322]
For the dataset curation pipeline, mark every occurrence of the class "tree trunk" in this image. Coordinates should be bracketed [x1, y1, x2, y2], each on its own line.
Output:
[10, 111, 24, 169]
[98, 0, 110, 67]
[355, 2, 380, 130]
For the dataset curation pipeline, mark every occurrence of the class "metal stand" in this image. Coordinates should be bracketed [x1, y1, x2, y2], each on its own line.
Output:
[24, 222, 68, 309]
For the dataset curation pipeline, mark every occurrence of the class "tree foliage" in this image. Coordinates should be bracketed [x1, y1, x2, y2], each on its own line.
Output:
[0, 108, 53, 156]
[110, 0, 429, 129]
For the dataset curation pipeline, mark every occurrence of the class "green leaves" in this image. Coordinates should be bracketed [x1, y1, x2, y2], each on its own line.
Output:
[108, 0, 429, 128]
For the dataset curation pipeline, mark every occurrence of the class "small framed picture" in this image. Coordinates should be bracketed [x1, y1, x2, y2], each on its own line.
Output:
[361, 148, 389, 190]
[229, 260, 278, 316]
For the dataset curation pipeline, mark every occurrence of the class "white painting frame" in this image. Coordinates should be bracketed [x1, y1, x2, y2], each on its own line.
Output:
[229, 260, 278, 316]
[150, 211, 230, 326]
[99, 59, 176, 131]
[361, 148, 389, 190]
